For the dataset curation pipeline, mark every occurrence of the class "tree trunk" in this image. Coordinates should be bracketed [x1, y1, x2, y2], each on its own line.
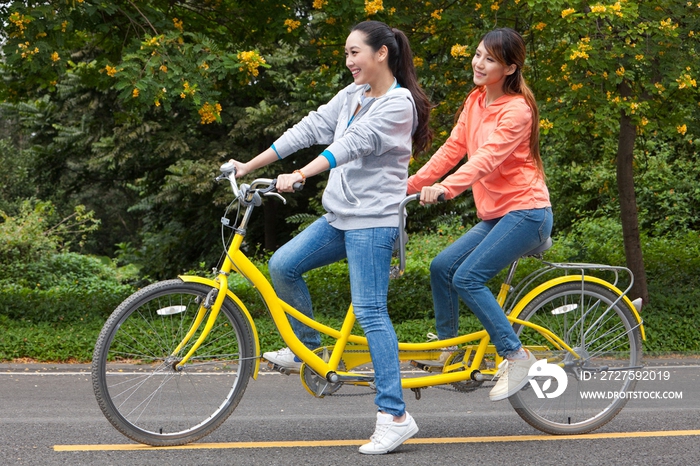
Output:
[616, 82, 649, 304]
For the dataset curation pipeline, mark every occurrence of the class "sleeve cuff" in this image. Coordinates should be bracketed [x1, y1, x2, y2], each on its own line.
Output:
[271, 144, 282, 160]
[320, 149, 337, 169]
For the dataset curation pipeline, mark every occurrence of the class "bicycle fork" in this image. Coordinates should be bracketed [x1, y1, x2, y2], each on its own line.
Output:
[171, 236, 245, 370]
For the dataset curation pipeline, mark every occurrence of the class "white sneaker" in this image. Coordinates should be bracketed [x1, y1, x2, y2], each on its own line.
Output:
[359, 412, 419, 455]
[262, 347, 301, 370]
[489, 349, 537, 401]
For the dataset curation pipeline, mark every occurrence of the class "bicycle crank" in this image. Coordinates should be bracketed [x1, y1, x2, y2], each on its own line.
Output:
[300, 347, 346, 398]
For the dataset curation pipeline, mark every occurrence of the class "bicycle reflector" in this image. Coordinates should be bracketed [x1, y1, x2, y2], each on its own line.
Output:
[551, 304, 578, 315]
[156, 305, 187, 316]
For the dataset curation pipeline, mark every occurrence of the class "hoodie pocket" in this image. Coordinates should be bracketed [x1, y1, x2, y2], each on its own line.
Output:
[339, 170, 361, 207]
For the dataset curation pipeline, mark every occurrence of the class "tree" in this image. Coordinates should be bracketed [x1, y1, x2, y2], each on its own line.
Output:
[2, 0, 698, 290]
[524, 1, 700, 303]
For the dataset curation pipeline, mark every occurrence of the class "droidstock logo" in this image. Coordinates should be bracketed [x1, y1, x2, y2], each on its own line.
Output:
[528, 359, 568, 399]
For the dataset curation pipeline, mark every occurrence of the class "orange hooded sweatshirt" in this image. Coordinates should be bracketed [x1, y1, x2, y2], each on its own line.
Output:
[407, 89, 550, 221]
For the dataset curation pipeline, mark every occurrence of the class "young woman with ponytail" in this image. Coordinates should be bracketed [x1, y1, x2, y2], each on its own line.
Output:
[231, 20, 431, 454]
[407, 28, 552, 402]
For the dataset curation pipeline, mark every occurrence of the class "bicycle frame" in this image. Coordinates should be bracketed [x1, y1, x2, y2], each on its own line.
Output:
[172, 171, 645, 390]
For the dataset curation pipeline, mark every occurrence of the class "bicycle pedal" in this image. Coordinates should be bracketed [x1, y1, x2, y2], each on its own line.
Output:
[267, 362, 300, 375]
[410, 360, 444, 372]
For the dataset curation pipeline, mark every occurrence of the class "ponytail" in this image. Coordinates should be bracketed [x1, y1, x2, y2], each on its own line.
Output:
[390, 28, 433, 155]
[351, 21, 433, 155]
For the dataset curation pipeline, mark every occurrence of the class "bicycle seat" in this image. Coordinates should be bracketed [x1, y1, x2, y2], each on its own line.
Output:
[523, 237, 552, 257]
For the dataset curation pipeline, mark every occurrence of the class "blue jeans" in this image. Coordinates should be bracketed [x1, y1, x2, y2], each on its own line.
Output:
[269, 217, 405, 416]
[431, 208, 553, 356]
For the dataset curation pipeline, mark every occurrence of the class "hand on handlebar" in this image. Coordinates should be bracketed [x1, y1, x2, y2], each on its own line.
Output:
[419, 184, 447, 205]
[276, 171, 305, 192]
[228, 159, 250, 178]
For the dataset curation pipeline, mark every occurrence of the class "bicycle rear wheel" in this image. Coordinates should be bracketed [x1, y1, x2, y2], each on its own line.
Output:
[92, 279, 255, 446]
[510, 281, 643, 435]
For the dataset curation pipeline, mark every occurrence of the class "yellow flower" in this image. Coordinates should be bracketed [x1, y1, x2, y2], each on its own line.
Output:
[104, 65, 118, 77]
[677, 124, 687, 135]
[9, 12, 32, 38]
[431, 9, 443, 20]
[539, 119, 554, 131]
[173, 18, 183, 32]
[181, 81, 195, 98]
[199, 102, 222, 124]
[562, 8, 575, 18]
[569, 39, 592, 60]
[534, 22, 546, 31]
[677, 73, 697, 89]
[237, 50, 266, 77]
[284, 18, 301, 32]
[132, 88, 140, 98]
[451, 44, 470, 58]
[570, 83, 583, 91]
[414, 57, 424, 67]
[313, 0, 327, 8]
[159, 64, 168, 72]
[590, 5, 607, 14]
[660, 18, 678, 32]
[491, 2, 500, 11]
[365, 0, 384, 15]
[51, 52, 60, 62]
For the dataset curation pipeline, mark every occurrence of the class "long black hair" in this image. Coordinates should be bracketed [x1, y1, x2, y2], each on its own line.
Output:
[351, 21, 433, 155]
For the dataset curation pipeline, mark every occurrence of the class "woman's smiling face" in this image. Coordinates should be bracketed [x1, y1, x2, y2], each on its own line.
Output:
[471, 41, 516, 91]
[345, 30, 383, 85]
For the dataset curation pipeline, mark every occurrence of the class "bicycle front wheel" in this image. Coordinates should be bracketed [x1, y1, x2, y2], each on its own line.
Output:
[92, 279, 255, 446]
[510, 281, 643, 435]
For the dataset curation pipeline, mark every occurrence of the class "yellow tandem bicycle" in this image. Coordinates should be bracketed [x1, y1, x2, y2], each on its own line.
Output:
[91, 162, 645, 446]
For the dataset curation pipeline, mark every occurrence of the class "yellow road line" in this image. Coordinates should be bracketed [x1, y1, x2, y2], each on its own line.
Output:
[54, 429, 700, 452]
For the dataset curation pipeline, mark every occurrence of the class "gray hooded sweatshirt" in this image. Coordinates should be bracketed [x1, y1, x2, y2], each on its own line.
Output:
[271, 82, 418, 230]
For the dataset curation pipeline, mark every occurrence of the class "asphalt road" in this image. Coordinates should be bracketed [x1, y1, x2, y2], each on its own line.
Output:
[1, 358, 699, 466]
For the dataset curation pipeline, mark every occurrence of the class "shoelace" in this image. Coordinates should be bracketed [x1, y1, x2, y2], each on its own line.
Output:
[370, 422, 391, 442]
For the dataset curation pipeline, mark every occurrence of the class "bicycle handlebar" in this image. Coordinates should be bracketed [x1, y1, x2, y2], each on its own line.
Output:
[218, 162, 303, 205]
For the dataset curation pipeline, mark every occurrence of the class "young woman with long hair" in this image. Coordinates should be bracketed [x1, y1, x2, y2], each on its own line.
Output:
[232, 20, 431, 454]
[408, 27, 552, 402]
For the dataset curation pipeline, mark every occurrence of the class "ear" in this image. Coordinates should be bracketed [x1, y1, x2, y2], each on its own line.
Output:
[505, 64, 517, 76]
[376, 44, 389, 62]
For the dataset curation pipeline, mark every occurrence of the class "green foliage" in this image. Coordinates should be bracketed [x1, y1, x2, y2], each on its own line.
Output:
[0, 200, 100, 264]
[2, 227, 700, 361]
[1, 1, 700, 359]
[0, 252, 135, 323]
[2, 0, 699, 278]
